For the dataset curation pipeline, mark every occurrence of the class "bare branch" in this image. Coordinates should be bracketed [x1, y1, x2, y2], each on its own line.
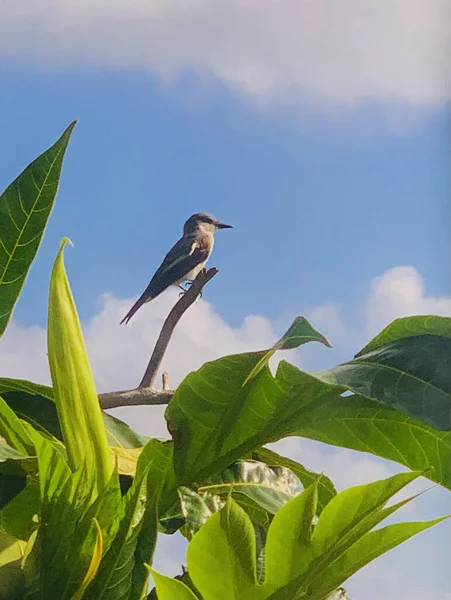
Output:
[139, 267, 218, 388]
[98, 267, 218, 410]
[99, 388, 173, 410]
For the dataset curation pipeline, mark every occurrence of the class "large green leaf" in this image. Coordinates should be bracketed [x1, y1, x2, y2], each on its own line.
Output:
[166, 339, 451, 494]
[0, 122, 76, 338]
[166, 318, 327, 483]
[0, 378, 149, 449]
[166, 352, 282, 482]
[277, 362, 451, 490]
[317, 333, 451, 430]
[48, 239, 112, 492]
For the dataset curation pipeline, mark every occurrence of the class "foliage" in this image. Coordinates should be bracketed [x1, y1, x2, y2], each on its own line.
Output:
[0, 124, 449, 599]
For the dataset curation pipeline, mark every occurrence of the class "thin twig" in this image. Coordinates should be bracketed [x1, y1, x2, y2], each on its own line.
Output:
[162, 372, 170, 391]
[98, 267, 218, 410]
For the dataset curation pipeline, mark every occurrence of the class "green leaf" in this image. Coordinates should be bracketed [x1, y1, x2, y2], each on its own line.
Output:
[178, 487, 225, 538]
[103, 413, 150, 449]
[0, 482, 40, 540]
[263, 482, 318, 591]
[150, 568, 199, 600]
[0, 121, 76, 338]
[22, 424, 123, 600]
[0, 396, 35, 458]
[0, 383, 62, 442]
[187, 496, 259, 600]
[245, 317, 331, 383]
[358, 315, 451, 354]
[84, 469, 148, 600]
[250, 448, 336, 514]
[317, 334, 451, 430]
[164, 458, 300, 538]
[307, 518, 448, 600]
[308, 471, 422, 564]
[166, 352, 287, 484]
[277, 362, 451, 490]
[201, 459, 304, 515]
[72, 519, 103, 600]
[0, 530, 26, 600]
[263, 472, 446, 600]
[166, 347, 451, 495]
[0, 378, 150, 449]
[48, 239, 112, 491]
[22, 428, 95, 599]
[0, 442, 26, 463]
[130, 440, 176, 600]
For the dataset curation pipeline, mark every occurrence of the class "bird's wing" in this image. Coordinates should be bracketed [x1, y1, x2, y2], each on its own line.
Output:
[120, 235, 211, 325]
[150, 235, 198, 283]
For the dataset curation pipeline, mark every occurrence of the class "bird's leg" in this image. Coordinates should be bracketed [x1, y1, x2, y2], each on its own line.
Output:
[177, 283, 187, 297]
[178, 280, 203, 298]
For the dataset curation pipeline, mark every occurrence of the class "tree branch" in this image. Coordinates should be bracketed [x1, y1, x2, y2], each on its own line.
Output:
[98, 267, 218, 410]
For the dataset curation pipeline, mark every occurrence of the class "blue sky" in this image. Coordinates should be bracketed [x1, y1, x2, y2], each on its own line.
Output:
[1, 2, 450, 599]
[2, 68, 450, 333]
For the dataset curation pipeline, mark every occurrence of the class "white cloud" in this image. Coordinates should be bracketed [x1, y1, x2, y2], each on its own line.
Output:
[306, 266, 451, 361]
[0, 1, 450, 109]
[365, 265, 451, 338]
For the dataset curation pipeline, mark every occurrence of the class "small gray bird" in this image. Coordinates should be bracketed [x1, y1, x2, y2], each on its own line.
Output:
[120, 212, 233, 324]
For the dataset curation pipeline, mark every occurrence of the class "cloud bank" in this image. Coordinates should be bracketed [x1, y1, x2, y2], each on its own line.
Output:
[1, 1, 450, 108]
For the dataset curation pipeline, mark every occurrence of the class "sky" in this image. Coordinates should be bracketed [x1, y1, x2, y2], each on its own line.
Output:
[1, 2, 451, 598]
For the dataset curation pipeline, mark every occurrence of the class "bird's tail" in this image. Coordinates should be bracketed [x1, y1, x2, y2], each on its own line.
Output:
[120, 292, 151, 325]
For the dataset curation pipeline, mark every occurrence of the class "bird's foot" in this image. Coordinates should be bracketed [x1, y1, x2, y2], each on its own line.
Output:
[178, 280, 203, 298]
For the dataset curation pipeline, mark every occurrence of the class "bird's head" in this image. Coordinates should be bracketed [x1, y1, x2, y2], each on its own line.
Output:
[183, 212, 233, 235]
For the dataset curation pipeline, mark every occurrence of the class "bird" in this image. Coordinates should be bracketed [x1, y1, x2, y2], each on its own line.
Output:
[120, 212, 233, 324]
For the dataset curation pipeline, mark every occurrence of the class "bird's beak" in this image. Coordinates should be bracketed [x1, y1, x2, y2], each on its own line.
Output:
[216, 221, 233, 229]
